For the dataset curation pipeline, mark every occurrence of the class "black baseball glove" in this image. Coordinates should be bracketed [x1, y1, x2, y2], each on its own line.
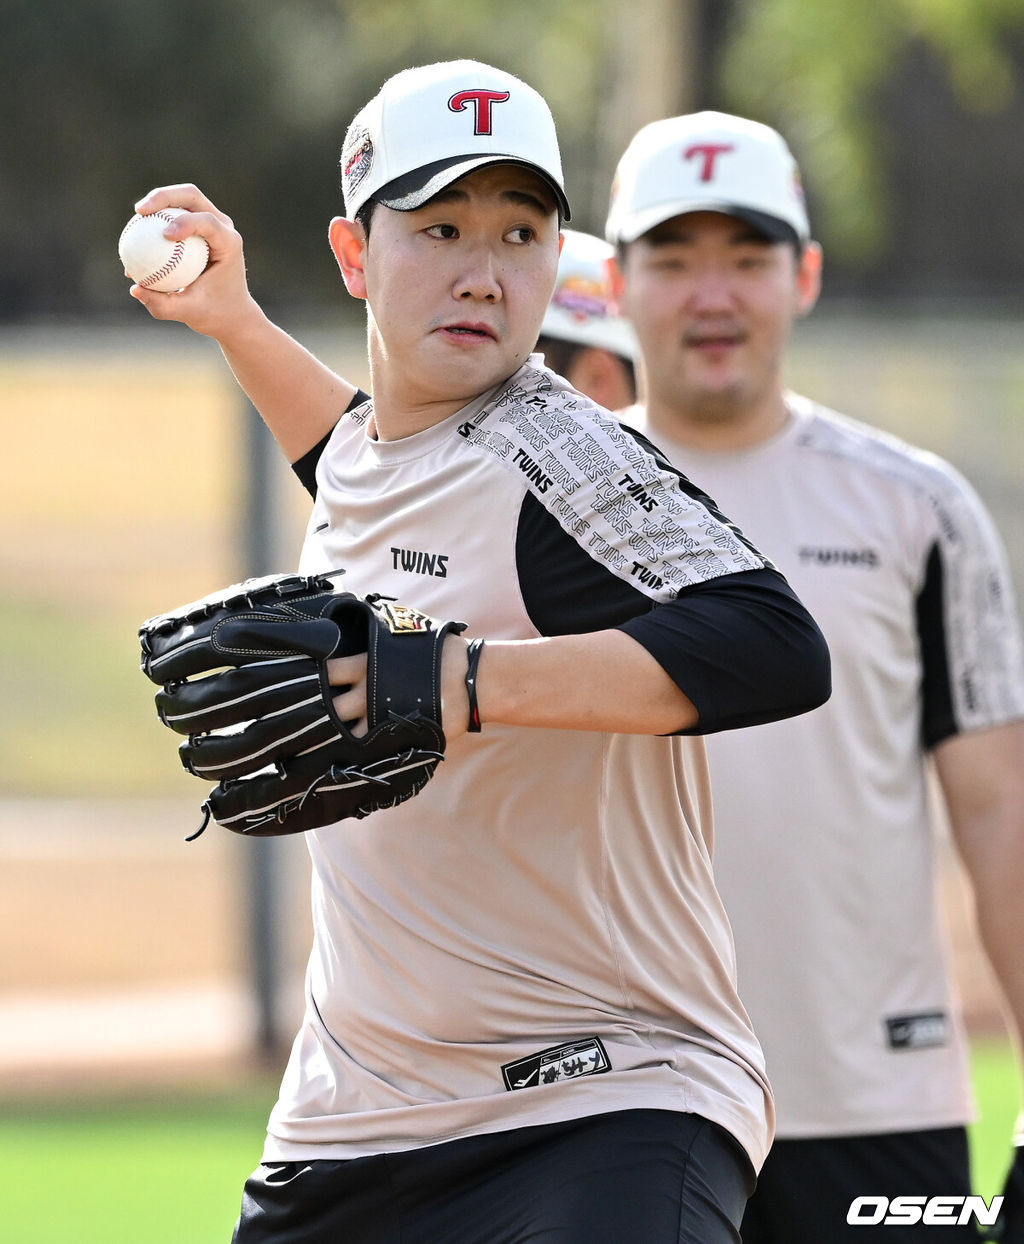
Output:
[139, 572, 465, 838]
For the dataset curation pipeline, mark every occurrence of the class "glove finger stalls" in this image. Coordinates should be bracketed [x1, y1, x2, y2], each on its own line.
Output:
[212, 615, 342, 662]
[203, 746, 350, 835]
[139, 572, 354, 684]
[180, 700, 347, 781]
[206, 744, 444, 836]
[157, 658, 320, 734]
[143, 632, 233, 685]
[144, 615, 342, 684]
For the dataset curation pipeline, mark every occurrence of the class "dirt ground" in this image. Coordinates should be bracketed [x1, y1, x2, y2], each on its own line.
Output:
[0, 794, 1011, 1095]
[0, 797, 314, 1090]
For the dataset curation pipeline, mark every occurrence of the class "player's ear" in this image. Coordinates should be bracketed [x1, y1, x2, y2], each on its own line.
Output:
[329, 217, 368, 300]
[567, 347, 631, 413]
[605, 254, 626, 314]
[794, 241, 822, 318]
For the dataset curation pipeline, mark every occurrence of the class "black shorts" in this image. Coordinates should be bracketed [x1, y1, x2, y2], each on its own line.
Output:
[741, 1126, 974, 1243]
[232, 1108, 756, 1244]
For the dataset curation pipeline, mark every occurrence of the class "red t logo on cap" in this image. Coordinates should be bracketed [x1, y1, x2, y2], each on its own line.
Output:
[683, 143, 735, 182]
[448, 89, 511, 136]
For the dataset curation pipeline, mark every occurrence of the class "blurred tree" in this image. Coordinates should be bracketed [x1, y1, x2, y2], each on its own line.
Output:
[718, 0, 1024, 265]
[2, 0, 1024, 318]
[591, 0, 701, 224]
[0, 0, 357, 317]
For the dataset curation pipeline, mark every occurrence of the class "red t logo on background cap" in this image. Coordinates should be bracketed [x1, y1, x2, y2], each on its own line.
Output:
[449, 89, 511, 136]
[683, 143, 735, 181]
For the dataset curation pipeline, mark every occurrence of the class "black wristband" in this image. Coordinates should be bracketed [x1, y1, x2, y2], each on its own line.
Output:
[465, 638, 485, 734]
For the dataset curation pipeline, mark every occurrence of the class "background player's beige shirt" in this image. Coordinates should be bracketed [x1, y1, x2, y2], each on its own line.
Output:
[626, 394, 1024, 1137]
[263, 362, 776, 1170]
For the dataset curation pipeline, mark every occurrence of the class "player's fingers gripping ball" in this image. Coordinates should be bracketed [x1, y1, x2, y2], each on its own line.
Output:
[139, 572, 466, 838]
[118, 207, 210, 292]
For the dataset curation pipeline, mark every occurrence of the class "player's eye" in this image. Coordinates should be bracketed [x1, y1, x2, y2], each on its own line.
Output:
[505, 226, 535, 245]
[734, 248, 771, 270]
[425, 223, 459, 240]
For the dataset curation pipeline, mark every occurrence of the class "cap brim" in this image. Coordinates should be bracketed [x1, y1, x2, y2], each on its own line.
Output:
[538, 309, 637, 360]
[613, 200, 801, 246]
[728, 207, 800, 244]
[374, 154, 571, 221]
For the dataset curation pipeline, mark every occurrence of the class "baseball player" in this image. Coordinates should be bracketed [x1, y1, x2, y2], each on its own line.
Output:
[129, 62, 832, 1242]
[534, 227, 637, 411]
[604, 111, 1024, 1241]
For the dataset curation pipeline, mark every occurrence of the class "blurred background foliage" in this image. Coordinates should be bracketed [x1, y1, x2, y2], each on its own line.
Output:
[3, 0, 1024, 320]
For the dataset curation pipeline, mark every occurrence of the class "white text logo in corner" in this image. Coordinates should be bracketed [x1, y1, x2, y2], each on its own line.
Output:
[847, 1195, 1003, 1228]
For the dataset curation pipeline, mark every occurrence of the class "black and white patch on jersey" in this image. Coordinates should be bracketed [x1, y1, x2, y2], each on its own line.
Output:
[501, 1037, 611, 1091]
[885, 1011, 950, 1051]
[457, 363, 765, 602]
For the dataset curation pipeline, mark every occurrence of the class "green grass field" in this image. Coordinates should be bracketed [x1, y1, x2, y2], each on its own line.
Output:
[969, 1038, 1021, 1200]
[0, 1041, 1017, 1243]
[0, 1080, 278, 1244]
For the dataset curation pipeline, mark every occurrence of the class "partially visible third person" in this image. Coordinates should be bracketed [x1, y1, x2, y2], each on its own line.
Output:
[535, 227, 637, 411]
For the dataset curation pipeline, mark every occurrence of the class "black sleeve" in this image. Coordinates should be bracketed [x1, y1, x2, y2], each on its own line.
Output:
[618, 570, 832, 734]
[516, 491, 831, 735]
[290, 389, 371, 499]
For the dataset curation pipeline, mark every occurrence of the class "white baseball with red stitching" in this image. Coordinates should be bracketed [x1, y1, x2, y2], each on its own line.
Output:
[118, 208, 210, 292]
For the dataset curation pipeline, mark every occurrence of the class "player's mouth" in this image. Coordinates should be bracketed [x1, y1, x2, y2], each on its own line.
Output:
[685, 328, 746, 353]
[436, 321, 498, 344]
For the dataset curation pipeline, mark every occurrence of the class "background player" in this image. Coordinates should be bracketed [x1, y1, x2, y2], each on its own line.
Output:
[534, 227, 637, 411]
[605, 110, 1024, 1242]
[129, 63, 831, 1242]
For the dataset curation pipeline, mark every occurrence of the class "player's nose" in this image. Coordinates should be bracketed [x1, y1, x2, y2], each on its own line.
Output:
[454, 247, 501, 302]
[686, 267, 736, 312]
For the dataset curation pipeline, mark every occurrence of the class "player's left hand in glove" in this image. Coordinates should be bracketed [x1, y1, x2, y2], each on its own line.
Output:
[139, 571, 466, 838]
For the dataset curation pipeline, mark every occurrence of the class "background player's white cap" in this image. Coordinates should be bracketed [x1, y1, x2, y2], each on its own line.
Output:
[342, 59, 571, 221]
[540, 229, 636, 360]
[605, 111, 809, 246]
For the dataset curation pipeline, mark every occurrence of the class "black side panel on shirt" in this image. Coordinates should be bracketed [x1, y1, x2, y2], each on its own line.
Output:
[516, 492, 831, 736]
[515, 489, 653, 635]
[916, 540, 957, 748]
[291, 389, 371, 499]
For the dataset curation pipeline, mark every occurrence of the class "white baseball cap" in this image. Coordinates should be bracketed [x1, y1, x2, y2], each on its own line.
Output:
[342, 59, 571, 221]
[605, 111, 809, 246]
[540, 229, 636, 360]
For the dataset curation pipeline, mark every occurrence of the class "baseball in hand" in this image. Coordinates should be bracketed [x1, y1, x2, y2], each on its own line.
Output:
[118, 208, 210, 292]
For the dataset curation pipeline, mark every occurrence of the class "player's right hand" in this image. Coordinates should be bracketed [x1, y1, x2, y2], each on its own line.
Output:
[127, 183, 264, 345]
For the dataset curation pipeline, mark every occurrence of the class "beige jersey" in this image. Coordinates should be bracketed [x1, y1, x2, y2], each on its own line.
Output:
[258, 360, 838, 1171]
[624, 394, 1024, 1137]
